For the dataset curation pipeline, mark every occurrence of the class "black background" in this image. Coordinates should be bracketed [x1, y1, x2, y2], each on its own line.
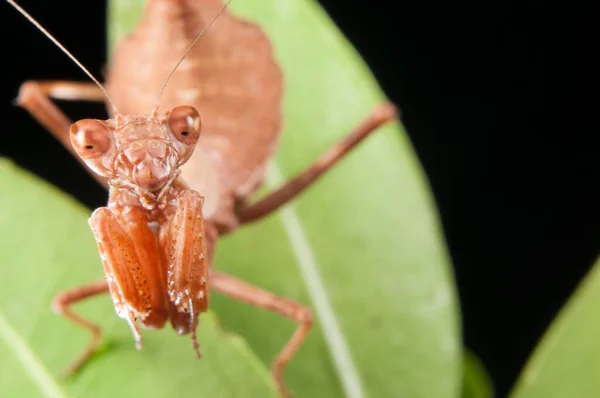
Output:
[0, 1, 593, 396]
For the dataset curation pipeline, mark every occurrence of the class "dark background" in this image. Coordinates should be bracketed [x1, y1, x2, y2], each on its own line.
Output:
[0, 1, 592, 396]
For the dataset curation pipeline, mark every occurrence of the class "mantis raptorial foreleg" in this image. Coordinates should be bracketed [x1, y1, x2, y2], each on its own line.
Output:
[160, 189, 211, 357]
[54, 205, 172, 377]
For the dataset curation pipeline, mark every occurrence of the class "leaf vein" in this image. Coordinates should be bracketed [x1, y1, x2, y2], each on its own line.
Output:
[267, 164, 366, 398]
[0, 310, 67, 398]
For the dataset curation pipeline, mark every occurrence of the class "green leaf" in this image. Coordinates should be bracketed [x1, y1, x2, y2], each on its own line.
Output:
[510, 254, 600, 398]
[0, 159, 277, 398]
[109, 1, 461, 397]
[462, 349, 494, 398]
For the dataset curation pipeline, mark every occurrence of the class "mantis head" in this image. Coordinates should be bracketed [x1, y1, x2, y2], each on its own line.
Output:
[70, 106, 201, 192]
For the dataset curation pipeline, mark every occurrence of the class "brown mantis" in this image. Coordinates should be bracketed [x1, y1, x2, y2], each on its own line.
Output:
[8, 0, 397, 396]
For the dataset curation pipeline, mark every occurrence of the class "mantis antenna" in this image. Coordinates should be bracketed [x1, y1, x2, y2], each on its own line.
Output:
[152, 0, 234, 115]
[6, 0, 120, 116]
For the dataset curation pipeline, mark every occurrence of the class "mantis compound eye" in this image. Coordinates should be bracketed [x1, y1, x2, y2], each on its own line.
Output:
[70, 119, 112, 159]
[168, 105, 201, 146]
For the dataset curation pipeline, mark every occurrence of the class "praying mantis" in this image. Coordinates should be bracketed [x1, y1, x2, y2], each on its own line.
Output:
[7, 0, 397, 396]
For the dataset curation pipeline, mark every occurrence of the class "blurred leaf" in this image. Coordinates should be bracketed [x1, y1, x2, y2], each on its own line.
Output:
[510, 254, 600, 398]
[462, 349, 494, 398]
[0, 159, 277, 397]
[110, 1, 461, 397]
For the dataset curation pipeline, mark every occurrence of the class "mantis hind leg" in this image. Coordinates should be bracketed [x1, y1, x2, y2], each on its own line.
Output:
[237, 102, 398, 225]
[16, 81, 108, 189]
[51, 279, 109, 376]
[211, 271, 313, 398]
